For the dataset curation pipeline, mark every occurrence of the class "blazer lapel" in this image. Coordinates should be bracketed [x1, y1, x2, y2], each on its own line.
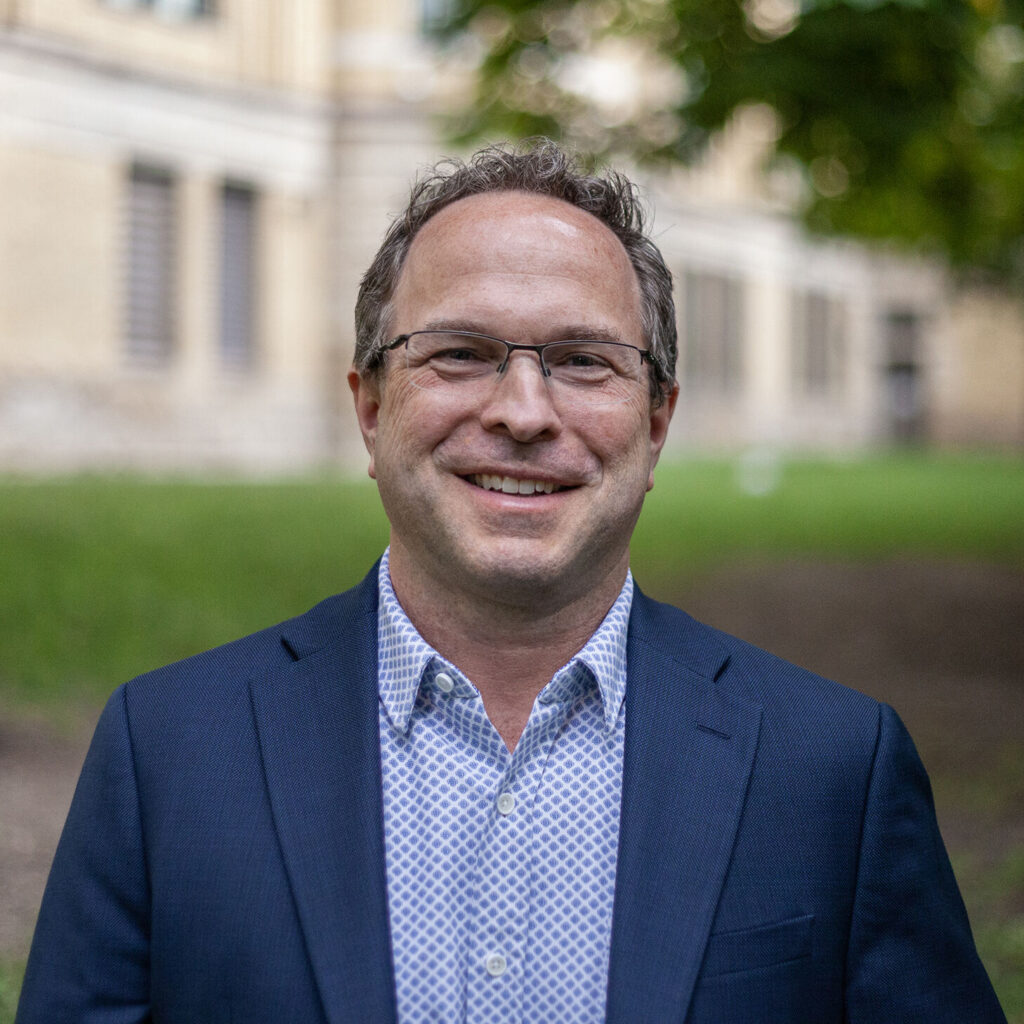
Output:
[249, 579, 397, 1024]
[606, 593, 763, 1024]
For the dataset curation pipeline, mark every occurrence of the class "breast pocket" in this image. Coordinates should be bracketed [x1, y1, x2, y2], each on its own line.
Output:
[700, 913, 814, 978]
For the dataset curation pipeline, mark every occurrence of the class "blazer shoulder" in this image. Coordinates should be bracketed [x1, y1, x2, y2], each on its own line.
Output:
[118, 566, 379, 710]
[630, 586, 883, 732]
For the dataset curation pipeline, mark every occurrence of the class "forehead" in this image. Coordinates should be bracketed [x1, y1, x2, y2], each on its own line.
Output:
[414, 189, 629, 252]
[392, 191, 642, 336]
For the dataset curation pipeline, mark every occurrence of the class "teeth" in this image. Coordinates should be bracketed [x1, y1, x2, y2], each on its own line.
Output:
[471, 474, 559, 495]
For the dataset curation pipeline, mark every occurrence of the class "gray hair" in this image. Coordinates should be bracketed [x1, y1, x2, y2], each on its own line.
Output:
[354, 139, 677, 402]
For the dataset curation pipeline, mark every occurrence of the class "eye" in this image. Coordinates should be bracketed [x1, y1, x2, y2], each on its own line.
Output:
[561, 350, 612, 369]
[546, 343, 621, 380]
[431, 346, 488, 364]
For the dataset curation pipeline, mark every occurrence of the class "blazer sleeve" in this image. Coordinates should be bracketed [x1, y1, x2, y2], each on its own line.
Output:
[844, 703, 1006, 1023]
[16, 685, 152, 1024]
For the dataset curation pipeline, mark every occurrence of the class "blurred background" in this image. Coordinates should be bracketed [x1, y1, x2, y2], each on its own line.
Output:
[0, 0, 1022, 1018]
[0, 0, 1023, 469]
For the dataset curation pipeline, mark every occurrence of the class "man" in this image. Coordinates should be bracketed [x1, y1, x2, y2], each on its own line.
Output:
[18, 141, 1005, 1023]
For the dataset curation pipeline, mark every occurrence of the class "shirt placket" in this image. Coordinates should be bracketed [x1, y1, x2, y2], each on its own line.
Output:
[463, 669, 588, 1024]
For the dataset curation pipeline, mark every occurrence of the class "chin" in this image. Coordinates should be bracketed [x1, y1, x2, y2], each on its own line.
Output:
[456, 546, 591, 606]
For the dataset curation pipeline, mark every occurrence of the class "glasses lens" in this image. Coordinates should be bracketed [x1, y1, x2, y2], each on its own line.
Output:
[403, 332, 505, 389]
[543, 341, 646, 406]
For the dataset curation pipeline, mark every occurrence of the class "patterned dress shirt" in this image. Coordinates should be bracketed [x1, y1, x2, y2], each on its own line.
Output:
[376, 549, 632, 1024]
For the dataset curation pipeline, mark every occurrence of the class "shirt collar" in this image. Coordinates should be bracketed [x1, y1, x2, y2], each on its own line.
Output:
[376, 547, 632, 736]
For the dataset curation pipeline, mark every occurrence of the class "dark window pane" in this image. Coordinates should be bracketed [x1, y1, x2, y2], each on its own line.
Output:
[125, 164, 176, 366]
[219, 183, 258, 370]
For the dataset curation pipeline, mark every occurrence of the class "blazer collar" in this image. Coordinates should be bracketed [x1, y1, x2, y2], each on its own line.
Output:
[606, 589, 763, 1024]
[250, 569, 398, 1024]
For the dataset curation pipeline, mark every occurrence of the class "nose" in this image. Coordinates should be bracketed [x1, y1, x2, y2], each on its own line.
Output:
[478, 351, 562, 442]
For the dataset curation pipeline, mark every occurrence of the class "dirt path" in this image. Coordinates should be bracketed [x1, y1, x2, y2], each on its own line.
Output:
[0, 713, 93, 958]
[3, 558, 1022, 966]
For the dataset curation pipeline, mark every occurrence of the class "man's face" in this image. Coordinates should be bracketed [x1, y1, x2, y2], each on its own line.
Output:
[350, 191, 677, 611]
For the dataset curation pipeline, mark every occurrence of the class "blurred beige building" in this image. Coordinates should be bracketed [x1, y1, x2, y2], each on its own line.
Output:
[0, 0, 1021, 472]
[0, 0, 440, 471]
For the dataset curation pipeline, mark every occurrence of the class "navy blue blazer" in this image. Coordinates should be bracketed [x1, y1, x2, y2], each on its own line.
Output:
[18, 569, 1005, 1023]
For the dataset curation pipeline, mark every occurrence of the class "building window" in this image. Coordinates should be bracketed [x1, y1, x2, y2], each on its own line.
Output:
[103, 0, 214, 19]
[125, 164, 177, 366]
[218, 183, 258, 371]
[883, 309, 925, 442]
[681, 270, 745, 395]
[791, 290, 848, 397]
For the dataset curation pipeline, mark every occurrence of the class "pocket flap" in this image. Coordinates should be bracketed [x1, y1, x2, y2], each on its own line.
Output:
[701, 913, 814, 977]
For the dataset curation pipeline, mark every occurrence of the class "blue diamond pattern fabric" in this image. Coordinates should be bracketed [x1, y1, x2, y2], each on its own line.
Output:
[377, 548, 631, 1024]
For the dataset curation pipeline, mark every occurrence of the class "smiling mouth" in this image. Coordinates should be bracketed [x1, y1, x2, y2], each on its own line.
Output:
[467, 474, 568, 496]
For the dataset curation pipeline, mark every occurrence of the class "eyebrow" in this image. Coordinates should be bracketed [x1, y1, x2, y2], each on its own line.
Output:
[418, 319, 626, 344]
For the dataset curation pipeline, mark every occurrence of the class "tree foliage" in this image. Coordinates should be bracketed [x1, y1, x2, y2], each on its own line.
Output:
[438, 0, 1024, 278]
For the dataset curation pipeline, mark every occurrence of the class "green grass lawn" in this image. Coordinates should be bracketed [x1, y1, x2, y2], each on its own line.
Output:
[0, 472, 390, 709]
[1, 453, 1022, 1021]
[2, 453, 1021, 710]
[0, 961, 24, 1024]
[635, 450, 1024, 577]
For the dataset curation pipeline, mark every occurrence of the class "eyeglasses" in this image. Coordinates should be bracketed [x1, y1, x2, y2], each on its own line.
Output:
[384, 330, 653, 407]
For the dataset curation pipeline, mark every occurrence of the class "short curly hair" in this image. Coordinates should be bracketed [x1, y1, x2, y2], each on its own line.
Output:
[354, 139, 677, 402]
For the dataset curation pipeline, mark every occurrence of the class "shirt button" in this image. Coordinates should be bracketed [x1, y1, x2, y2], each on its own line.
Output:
[485, 952, 507, 977]
[496, 792, 516, 816]
[435, 672, 454, 694]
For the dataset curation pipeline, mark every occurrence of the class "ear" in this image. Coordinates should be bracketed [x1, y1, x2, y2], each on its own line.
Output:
[348, 368, 381, 480]
[646, 381, 679, 492]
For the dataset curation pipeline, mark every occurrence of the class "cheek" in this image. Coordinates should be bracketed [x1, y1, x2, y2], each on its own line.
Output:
[375, 395, 463, 471]
[585, 411, 652, 472]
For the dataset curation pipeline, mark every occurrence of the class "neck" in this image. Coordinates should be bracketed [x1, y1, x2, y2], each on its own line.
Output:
[386, 545, 628, 750]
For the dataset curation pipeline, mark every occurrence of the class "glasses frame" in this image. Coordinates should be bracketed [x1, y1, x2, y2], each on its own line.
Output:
[384, 330, 654, 382]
